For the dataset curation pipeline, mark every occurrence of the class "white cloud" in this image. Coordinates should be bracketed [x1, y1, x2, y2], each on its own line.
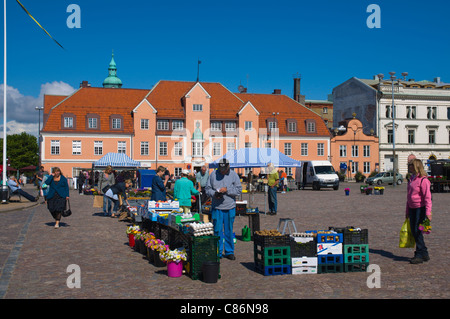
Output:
[0, 81, 75, 138]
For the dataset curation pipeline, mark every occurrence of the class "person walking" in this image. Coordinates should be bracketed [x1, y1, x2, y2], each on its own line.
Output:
[77, 170, 85, 195]
[104, 179, 132, 218]
[151, 166, 169, 202]
[44, 167, 69, 229]
[98, 165, 116, 216]
[174, 169, 199, 214]
[267, 163, 279, 215]
[405, 159, 432, 264]
[205, 158, 242, 260]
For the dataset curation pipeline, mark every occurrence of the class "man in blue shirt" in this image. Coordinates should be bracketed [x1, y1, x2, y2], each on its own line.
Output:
[7, 175, 38, 202]
[151, 166, 169, 201]
[205, 159, 242, 260]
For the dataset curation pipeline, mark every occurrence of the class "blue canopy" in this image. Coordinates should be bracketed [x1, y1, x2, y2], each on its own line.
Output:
[209, 148, 302, 168]
[93, 152, 141, 168]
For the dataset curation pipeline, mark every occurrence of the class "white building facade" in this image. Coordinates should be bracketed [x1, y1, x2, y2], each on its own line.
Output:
[333, 76, 450, 176]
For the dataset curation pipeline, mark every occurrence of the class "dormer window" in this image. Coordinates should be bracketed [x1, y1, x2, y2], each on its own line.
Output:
[86, 113, 100, 130]
[305, 119, 316, 133]
[110, 114, 124, 130]
[62, 113, 76, 129]
[287, 119, 297, 133]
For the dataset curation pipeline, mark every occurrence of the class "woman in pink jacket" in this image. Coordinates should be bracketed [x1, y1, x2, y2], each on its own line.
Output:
[405, 159, 432, 264]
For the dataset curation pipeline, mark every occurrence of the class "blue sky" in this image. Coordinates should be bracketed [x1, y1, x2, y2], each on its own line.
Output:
[1, 0, 450, 135]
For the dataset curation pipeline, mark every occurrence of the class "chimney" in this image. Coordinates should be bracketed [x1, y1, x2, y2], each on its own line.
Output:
[80, 81, 91, 88]
[293, 76, 306, 105]
[272, 89, 281, 94]
[434, 77, 441, 83]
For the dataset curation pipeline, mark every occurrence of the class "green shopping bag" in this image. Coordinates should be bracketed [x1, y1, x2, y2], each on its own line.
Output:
[399, 218, 415, 248]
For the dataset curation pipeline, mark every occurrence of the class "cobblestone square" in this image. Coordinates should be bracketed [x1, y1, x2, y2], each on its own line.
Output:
[0, 182, 448, 299]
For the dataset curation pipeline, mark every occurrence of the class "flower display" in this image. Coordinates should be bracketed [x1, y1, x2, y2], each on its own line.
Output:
[418, 218, 432, 234]
[159, 248, 188, 263]
[126, 225, 141, 235]
[344, 188, 350, 191]
[146, 238, 169, 253]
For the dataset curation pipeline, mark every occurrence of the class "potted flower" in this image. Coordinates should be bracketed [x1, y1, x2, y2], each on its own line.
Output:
[147, 238, 169, 267]
[126, 225, 140, 247]
[374, 186, 385, 195]
[365, 187, 373, 195]
[159, 248, 188, 278]
[344, 188, 350, 196]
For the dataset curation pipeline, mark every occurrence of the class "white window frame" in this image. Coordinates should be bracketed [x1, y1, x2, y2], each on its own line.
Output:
[51, 140, 60, 155]
[64, 117, 73, 128]
[301, 143, 308, 156]
[227, 142, 235, 152]
[363, 162, 371, 174]
[363, 145, 370, 157]
[213, 142, 221, 156]
[351, 145, 359, 157]
[118, 141, 126, 154]
[193, 104, 203, 112]
[288, 122, 296, 132]
[72, 140, 81, 155]
[245, 121, 253, 131]
[268, 121, 277, 132]
[174, 167, 182, 177]
[192, 142, 203, 157]
[211, 121, 222, 131]
[317, 143, 324, 156]
[140, 119, 149, 130]
[284, 143, 292, 156]
[112, 118, 121, 129]
[339, 145, 347, 157]
[94, 141, 103, 155]
[88, 117, 97, 129]
[159, 142, 168, 156]
[172, 120, 184, 131]
[140, 142, 149, 155]
[225, 121, 236, 131]
[157, 120, 169, 131]
[307, 122, 315, 133]
[174, 142, 183, 156]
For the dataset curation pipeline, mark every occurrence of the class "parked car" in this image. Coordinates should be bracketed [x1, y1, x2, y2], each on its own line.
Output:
[366, 171, 403, 185]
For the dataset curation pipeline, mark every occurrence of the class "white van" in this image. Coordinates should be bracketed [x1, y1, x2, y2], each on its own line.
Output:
[295, 160, 339, 190]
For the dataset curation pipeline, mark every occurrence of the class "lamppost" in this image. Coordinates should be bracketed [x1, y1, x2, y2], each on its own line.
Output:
[35, 106, 44, 166]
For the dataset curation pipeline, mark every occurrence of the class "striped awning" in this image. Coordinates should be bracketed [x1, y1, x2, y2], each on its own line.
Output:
[93, 153, 141, 168]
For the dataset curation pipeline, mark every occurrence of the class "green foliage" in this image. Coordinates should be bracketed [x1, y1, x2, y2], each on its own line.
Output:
[0, 132, 38, 170]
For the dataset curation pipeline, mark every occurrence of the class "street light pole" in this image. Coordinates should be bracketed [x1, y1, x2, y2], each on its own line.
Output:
[35, 106, 43, 166]
[389, 72, 397, 187]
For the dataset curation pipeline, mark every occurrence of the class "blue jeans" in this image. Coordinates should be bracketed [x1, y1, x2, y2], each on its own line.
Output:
[268, 186, 277, 213]
[103, 195, 113, 214]
[212, 208, 236, 256]
[408, 207, 429, 258]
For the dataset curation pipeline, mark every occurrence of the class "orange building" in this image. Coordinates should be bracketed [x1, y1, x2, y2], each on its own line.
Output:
[40, 56, 331, 180]
[330, 116, 379, 179]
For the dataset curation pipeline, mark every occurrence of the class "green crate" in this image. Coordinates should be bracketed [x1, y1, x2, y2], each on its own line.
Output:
[254, 246, 290, 267]
[344, 262, 369, 272]
[344, 244, 369, 254]
[186, 235, 221, 280]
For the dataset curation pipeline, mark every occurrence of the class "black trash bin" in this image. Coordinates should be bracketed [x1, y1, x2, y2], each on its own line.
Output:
[1, 186, 9, 204]
[202, 261, 220, 283]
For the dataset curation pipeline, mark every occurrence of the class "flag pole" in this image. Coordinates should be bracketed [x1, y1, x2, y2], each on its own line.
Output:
[2, 0, 8, 203]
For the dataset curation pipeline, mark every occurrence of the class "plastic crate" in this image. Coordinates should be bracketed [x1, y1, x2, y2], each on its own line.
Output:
[344, 262, 369, 272]
[306, 230, 343, 244]
[343, 244, 369, 263]
[290, 239, 317, 257]
[186, 236, 220, 280]
[255, 264, 291, 276]
[254, 246, 290, 267]
[318, 254, 344, 264]
[292, 266, 317, 275]
[329, 227, 369, 245]
[291, 257, 317, 267]
[318, 263, 343, 274]
[253, 233, 291, 251]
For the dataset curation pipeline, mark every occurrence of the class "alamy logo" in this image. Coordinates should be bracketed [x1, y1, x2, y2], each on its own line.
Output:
[366, 4, 381, 29]
[66, 264, 81, 288]
[67, 4, 81, 29]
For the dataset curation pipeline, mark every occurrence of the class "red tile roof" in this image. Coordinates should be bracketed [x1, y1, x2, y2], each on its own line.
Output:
[42, 87, 150, 134]
[236, 93, 331, 136]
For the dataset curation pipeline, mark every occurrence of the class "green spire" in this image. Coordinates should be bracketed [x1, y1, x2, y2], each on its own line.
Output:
[103, 50, 122, 88]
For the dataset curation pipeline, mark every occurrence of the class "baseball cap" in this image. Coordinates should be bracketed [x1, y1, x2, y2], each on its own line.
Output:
[218, 158, 230, 168]
[182, 169, 190, 175]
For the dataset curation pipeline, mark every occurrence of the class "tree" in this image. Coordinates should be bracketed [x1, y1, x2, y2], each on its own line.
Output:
[0, 132, 38, 169]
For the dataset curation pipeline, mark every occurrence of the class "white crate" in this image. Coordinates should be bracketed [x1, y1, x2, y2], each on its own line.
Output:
[317, 243, 342, 255]
[291, 257, 318, 267]
[292, 237, 315, 243]
[292, 266, 317, 275]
